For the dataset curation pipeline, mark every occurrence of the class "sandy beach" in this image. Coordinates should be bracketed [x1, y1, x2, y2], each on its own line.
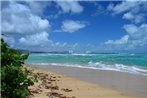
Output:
[27, 64, 147, 98]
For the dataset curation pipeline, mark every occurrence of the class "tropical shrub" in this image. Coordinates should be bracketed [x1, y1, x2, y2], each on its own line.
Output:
[1, 39, 36, 98]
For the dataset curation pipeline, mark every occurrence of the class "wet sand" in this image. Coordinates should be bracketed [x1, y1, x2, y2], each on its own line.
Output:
[27, 64, 147, 98]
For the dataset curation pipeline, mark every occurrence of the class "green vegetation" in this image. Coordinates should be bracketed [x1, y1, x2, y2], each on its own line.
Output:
[1, 39, 36, 98]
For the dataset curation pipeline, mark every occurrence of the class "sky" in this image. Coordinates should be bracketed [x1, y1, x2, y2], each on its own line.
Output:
[1, 0, 147, 53]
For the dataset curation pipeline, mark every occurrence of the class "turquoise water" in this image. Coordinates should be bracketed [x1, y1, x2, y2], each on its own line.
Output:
[25, 53, 147, 75]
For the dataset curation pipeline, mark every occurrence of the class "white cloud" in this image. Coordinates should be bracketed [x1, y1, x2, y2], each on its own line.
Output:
[105, 24, 147, 49]
[123, 12, 145, 23]
[52, 42, 68, 48]
[108, 1, 141, 14]
[1, 1, 88, 52]
[56, 1, 83, 13]
[19, 32, 50, 46]
[107, 2, 114, 11]
[123, 12, 133, 20]
[26, 1, 49, 15]
[107, 1, 147, 23]
[2, 2, 50, 35]
[60, 20, 86, 33]
[124, 24, 147, 40]
[1, 1, 52, 48]
[123, 24, 138, 35]
[38, 19, 50, 30]
[105, 1, 147, 51]
[105, 35, 129, 45]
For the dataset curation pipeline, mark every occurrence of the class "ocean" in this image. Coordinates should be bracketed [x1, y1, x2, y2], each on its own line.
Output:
[25, 53, 147, 75]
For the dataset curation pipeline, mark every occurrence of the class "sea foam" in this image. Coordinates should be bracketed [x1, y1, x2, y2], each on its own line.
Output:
[26, 53, 147, 76]
[26, 62, 147, 76]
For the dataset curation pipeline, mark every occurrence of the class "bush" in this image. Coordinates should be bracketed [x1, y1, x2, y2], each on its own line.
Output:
[1, 39, 36, 98]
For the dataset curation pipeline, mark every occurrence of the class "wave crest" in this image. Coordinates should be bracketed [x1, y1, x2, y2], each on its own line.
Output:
[87, 61, 147, 75]
[26, 62, 147, 76]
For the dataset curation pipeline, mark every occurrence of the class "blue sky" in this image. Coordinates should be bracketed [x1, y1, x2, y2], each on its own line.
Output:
[1, 0, 147, 53]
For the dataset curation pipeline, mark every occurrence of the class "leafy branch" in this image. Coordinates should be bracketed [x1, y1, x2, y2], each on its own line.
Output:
[1, 39, 36, 98]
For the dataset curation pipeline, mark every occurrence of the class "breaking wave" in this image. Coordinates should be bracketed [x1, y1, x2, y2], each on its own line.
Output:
[26, 62, 147, 76]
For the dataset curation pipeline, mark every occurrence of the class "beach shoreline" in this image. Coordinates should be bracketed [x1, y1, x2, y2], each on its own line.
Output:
[27, 64, 147, 98]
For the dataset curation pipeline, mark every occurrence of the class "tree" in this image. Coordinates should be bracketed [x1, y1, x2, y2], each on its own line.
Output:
[1, 39, 36, 98]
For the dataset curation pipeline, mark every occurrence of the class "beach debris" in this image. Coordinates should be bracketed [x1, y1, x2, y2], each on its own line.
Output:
[30, 89, 39, 94]
[46, 91, 63, 97]
[42, 79, 48, 83]
[30, 88, 43, 94]
[51, 85, 59, 90]
[47, 81, 52, 84]
[45, 85, 51, 89]
[59, 96, 67, 98]
[59, 96, 76, 98]
[50, 79, 56, 82]
[61, 88, 72, 92]
[71, 96, 76, 98]
[52, 76, 57, 78]
[29, 71, 75, 98]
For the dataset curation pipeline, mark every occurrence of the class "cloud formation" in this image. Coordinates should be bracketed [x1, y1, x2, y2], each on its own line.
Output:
[1, 1, 51, 47]
[54, 20, 86, 33]
[2, 1, 50, 35]
[108, 1, 147, 23]
[123, 12, 145, 23]
[1, 1, 87, 52]
[1, 1, 146, 53]
[61, 20, 86, 33]
[124, 24, 147, 43]
[105, 1, 147, 50]
[19, 32, 50, 46]
[105, 35, 129, 45]
[26, 1, 49, 15]
[56, 1, 83, 14]
[107, 1, 140, 14]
